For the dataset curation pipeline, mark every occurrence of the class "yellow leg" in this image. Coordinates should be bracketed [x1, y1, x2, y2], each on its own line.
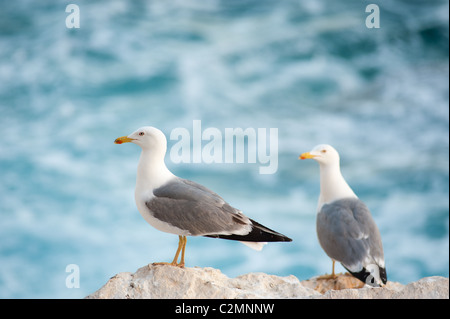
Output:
[170, 235, 184, 265]
[152, 236, 187, 268]
[316, 260, 337, 280]
[179, 236, 187, 267]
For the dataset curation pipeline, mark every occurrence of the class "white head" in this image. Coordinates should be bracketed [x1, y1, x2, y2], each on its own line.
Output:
[300, 144, 357, 206]
[115, 126, 167, 155]
[299, 144, 340, 167]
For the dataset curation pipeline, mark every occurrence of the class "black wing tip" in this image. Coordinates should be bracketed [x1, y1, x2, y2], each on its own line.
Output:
[272, 233, 293, 242]
[259, 233, 292, 242]
[205, 233, 292, 243]
[380, 267, 388, 284]
[205, 222, 292, 243]
[346, 266, 388, 287]
[249, 218, 293, 242]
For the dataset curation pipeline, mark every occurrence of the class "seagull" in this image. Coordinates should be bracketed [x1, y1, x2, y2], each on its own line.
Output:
[300, 144, 387, 287]
[114, 126, 292, 267]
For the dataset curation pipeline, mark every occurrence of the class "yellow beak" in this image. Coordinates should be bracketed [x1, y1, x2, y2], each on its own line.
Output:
[299, 152, 316, 160]
[114, 136, 135, 144]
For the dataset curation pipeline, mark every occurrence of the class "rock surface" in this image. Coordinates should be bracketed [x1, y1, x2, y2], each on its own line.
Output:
[86, 265, 319, 299]
[86, 264, 449, 299]
[301, 273, 366, 293]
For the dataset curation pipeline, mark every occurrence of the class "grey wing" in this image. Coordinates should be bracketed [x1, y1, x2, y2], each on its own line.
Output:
[317, 198, 385, 272]
[146, 177, 251, 236]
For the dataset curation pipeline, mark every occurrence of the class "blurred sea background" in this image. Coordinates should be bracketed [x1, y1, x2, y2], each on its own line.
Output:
[0, 0, 448, 298]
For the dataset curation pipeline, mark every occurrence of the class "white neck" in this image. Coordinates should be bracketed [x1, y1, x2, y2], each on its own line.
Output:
[317, 162, 357, 211]
[136, 149, 175, 192]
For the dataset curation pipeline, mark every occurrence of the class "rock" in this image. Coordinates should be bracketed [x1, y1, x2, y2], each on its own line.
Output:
[316, 281, 402, 299]
[301, 273, 365, 293]
[86, 264, 320, 299]
[85, 264, 449, 299]
[314, 276, 448, 299]
[390, 276, 449, 299]
[229, 272, 319, 298]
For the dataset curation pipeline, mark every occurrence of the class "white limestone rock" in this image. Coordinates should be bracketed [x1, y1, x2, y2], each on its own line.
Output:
[86, 264, 319, 299]
[85, 264, 449, 299]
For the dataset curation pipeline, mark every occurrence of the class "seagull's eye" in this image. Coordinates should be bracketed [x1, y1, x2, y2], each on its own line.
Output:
[139, 132, 144, 136]
[321, 149, 327, 153]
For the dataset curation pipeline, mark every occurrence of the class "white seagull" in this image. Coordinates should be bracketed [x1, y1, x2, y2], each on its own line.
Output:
[300, 144, 387, 287]
[114, 126, 292, 267]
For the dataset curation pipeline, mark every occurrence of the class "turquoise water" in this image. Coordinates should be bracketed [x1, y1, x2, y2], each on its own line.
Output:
[0, 0, 448, 298]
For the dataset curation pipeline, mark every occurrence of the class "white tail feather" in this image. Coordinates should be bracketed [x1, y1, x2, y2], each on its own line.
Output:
[240, 241, 267, 251]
